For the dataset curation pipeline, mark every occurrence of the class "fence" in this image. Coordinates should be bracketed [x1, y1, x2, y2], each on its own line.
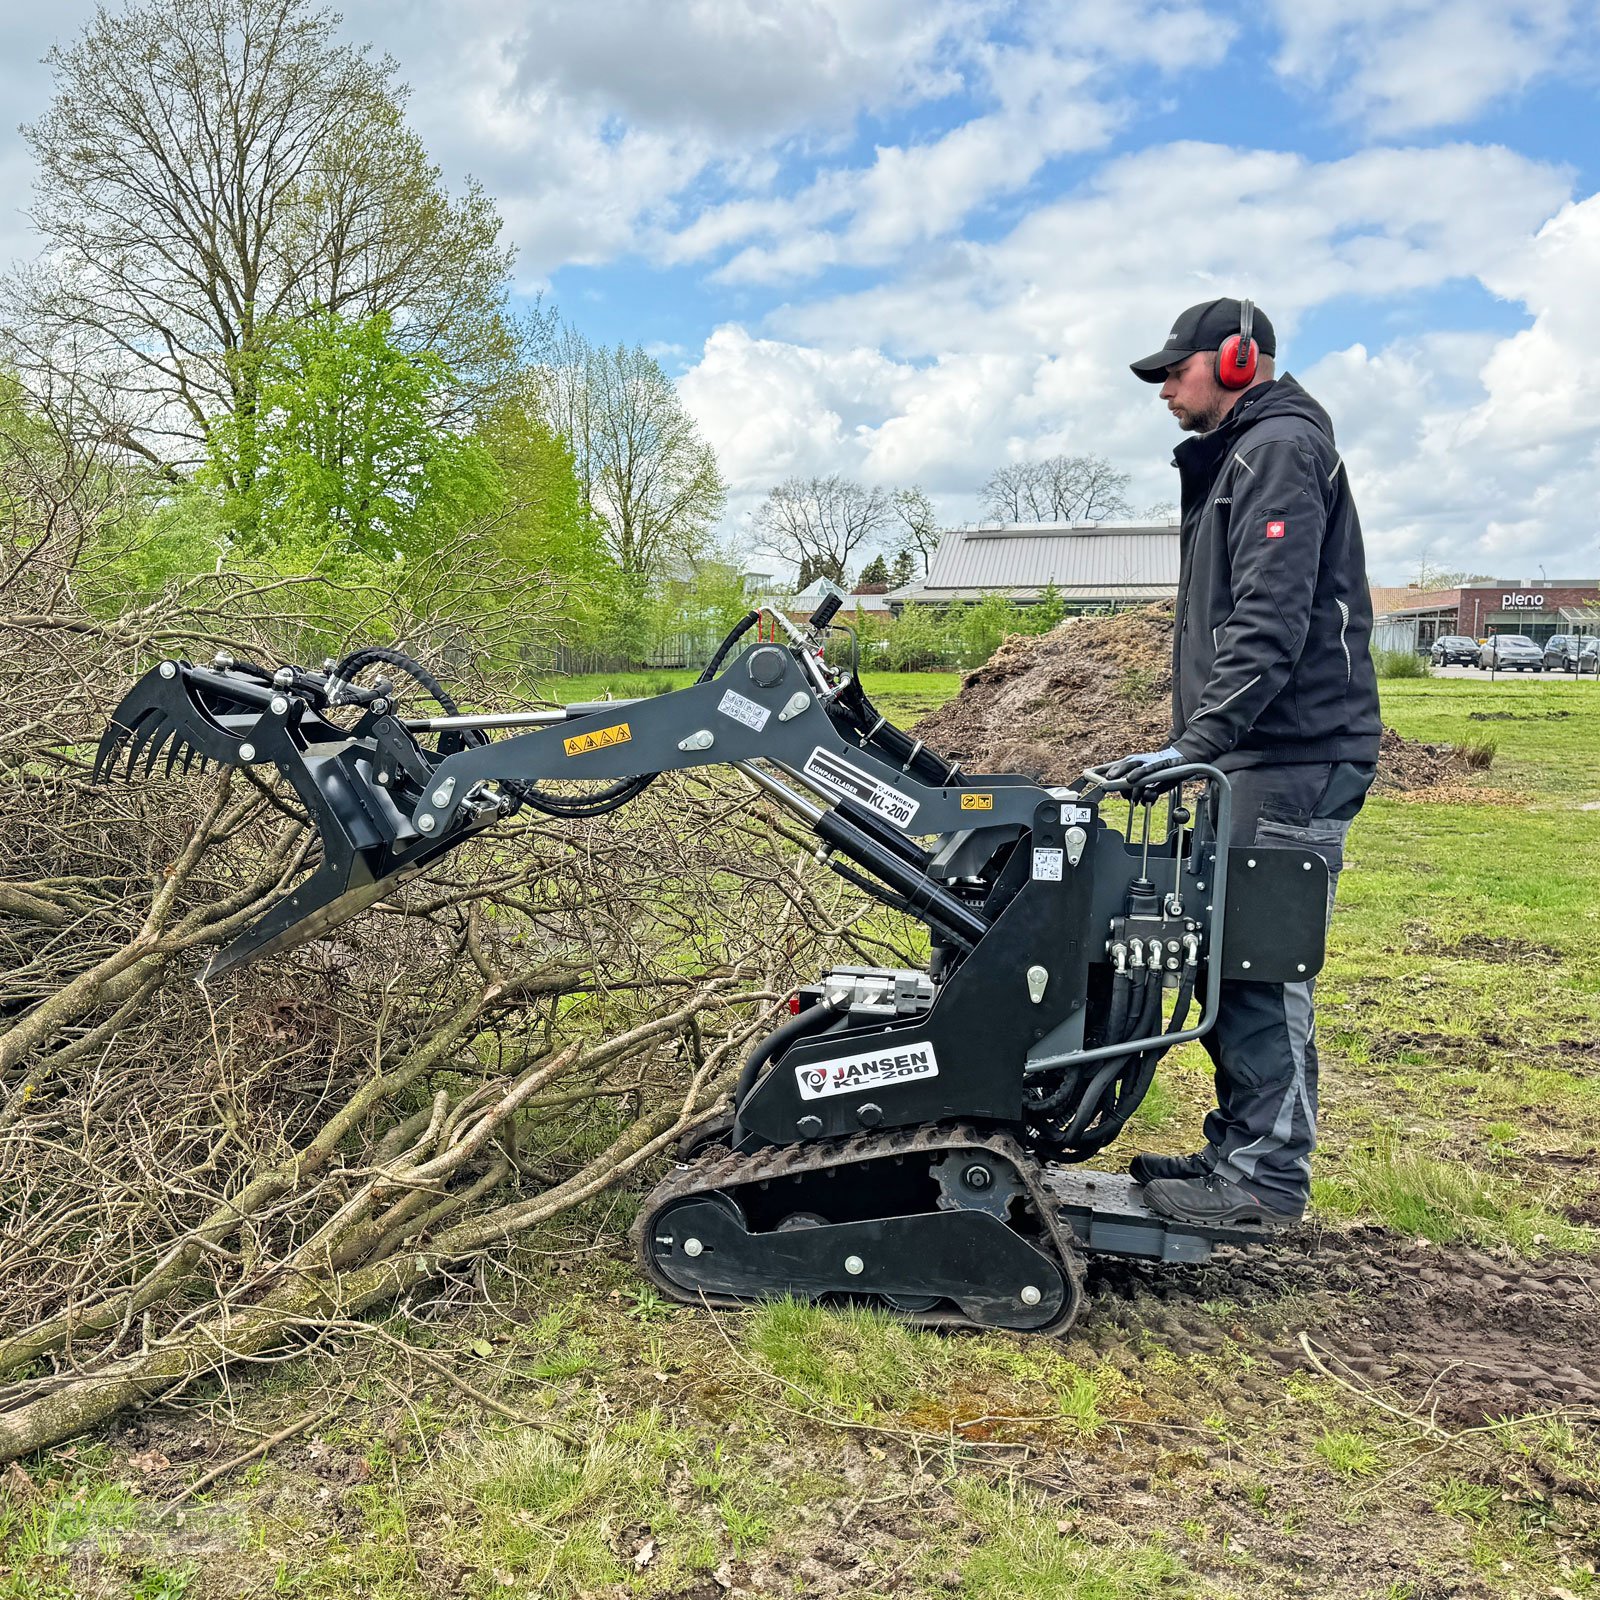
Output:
[543, 631, 718, 677]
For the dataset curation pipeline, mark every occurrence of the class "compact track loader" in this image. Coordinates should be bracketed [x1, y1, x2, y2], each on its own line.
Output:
[97, 601, 1329, 1334]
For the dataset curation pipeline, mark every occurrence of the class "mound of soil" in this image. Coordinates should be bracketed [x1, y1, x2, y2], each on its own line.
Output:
[912, 606, 1488, 795]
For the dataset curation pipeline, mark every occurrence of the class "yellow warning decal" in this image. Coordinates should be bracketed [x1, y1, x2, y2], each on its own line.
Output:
[960, 793, 994, 810]
[563, 721, 633, 757]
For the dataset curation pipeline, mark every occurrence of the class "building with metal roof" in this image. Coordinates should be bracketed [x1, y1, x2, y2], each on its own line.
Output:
[887, 522, 1180, 613]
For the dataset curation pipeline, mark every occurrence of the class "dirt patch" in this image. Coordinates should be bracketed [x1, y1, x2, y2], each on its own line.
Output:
[911, 605, 1176, 782]
[912, 607, 1496, 795]
[1426, 933, 1565, 965]
[1087, 1228, 1600, 1429]
[1469, 710, 1574, 722]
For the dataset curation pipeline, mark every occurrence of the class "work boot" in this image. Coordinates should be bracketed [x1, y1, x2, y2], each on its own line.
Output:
[1142, 1171, 1304, 1228]
[1129, 1150, 1211, 1186]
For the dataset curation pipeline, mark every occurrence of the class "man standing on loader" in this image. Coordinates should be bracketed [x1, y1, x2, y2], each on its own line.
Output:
[1104, 297, 1381, 1228]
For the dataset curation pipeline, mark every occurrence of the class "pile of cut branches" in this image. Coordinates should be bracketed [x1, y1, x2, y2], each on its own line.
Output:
[0, 422, 884, 1462]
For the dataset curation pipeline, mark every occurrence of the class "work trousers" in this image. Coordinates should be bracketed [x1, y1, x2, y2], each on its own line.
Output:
[1200, 760, 1376, 1211]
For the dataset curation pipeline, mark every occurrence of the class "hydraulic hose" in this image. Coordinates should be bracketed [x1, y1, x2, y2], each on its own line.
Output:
[734, 1001, 845, 1110]
[1078, 961, 1199, 1155]
[508, 611, 762, 821]
[329, 644, 462, 716]
[698, 611, 759, 684]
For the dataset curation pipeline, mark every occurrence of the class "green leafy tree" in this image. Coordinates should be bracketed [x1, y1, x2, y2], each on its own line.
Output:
[857, 553, 890, 587]
[886, 601, 947, 670]
[1023, 582, 1067, 634]
[952, 592, 1026, 666]
[888, 548, 916, 588]
[206, 311, 500, 564]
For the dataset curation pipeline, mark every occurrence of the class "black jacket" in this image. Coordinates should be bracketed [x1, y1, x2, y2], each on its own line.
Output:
[1168, 375, 1381, 769]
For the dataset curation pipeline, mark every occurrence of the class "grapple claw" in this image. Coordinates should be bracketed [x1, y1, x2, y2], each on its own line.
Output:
[98, 653, 499, 976]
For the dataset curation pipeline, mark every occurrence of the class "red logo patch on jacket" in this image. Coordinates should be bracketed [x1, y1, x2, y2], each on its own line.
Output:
[1265, 519, 1286, 539]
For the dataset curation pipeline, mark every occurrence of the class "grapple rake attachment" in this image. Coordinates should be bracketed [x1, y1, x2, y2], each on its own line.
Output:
[95, 655, 499, 978]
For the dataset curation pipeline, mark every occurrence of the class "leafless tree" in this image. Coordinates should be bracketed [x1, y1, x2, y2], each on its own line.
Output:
[522, 313, 725, 579]
[981, 455, 1132, 525]
[891, 485, 942, 577]
[6, 0, 512, 477]
[752, 476, 893, 587]
[1413, 562, 1493, 589]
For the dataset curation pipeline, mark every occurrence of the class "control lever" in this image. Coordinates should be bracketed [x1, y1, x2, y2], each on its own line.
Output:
[808, 593, 842, 630]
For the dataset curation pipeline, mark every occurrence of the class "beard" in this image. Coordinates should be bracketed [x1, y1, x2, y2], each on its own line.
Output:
[1177, 400, 1226, 433]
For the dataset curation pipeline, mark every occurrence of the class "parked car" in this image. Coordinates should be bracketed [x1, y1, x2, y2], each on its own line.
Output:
[1430, 634, 1481, 666]
[1542, 634, 1600, 673]
[1479, 634, 1545, 671]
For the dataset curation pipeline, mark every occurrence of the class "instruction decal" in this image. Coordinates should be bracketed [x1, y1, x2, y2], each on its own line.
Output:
[802, 747, 920, 829]
[716, 688, 771, 732]
[960, 793, 994, 810]
[1031, 847, 1064, 881]
[563, 721, 632, 758]
[795, 1041, 939, 1100]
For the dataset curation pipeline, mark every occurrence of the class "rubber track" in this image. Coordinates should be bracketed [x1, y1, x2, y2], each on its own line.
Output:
[629, 1121, 1087, 1336]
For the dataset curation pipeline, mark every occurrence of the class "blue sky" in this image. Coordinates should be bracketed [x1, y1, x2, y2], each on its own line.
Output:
[3, 0, 1599, 581]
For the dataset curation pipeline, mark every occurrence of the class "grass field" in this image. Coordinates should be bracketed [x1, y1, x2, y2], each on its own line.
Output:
[4, 672, 1599, 1600]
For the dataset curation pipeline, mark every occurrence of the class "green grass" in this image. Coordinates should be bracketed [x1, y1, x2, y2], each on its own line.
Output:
[743, 1296, 950, 1417]
[950, 1480, 1181, 1599]
[0, 1474, 142, 1599]
[1313, 1429, 1383, 1478]
[533, 667, 965, 725]
[1376, 674, 1600, 798]
[1312, 1139, 1594, 1252]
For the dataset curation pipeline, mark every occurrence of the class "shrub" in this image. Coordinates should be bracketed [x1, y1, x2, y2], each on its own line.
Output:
[1375, 648, 1431, 679]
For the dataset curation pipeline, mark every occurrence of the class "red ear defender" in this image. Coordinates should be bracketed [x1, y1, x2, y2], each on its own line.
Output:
[1216, 298, 1258, 390]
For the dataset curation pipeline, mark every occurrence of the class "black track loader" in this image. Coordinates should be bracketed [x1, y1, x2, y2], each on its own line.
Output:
[98, 605, 1328, 1332]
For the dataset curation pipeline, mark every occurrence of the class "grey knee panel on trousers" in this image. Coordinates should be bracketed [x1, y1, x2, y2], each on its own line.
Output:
[1200, 760, 1374, 1209]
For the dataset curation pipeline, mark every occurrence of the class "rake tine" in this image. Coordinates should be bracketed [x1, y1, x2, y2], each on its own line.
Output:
[122, 711, 165, 782]
[144, 724, 177, 779]
[93, 726, 129, 783]
[168, 733, 196, 777]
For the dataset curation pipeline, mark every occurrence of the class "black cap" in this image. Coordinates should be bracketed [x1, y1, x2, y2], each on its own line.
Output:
[1130, 297, 1276, 383]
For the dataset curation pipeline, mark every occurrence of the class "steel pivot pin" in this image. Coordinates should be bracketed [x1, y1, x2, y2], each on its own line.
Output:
[683, 1238, 704, 1258]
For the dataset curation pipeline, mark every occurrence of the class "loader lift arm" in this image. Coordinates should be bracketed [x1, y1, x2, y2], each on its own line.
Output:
[97, 604, 1332, 1333]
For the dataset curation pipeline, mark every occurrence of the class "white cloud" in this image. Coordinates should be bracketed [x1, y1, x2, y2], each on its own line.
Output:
[1305, 193, 1600, 580]
[1266, 0, 1595, 134]
[675, 140, 1584, 579]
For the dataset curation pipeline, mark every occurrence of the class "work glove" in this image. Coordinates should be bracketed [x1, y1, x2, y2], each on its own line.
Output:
[1098, 744, 1186, 792]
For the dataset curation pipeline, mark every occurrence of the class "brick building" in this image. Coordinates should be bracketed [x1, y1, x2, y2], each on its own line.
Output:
[1371, 579, 1600, 652]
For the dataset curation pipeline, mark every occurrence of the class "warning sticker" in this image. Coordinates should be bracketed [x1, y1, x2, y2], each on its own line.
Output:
[795, 1041, 939, 1101]
[716, 688, 770, 732]
[1032, 847, 1064, 881]
[1060, 805, 1092, 825]
[960, 793, 994, 810]
[563, 721, 632, 758]
[802, 747, 920, 829]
